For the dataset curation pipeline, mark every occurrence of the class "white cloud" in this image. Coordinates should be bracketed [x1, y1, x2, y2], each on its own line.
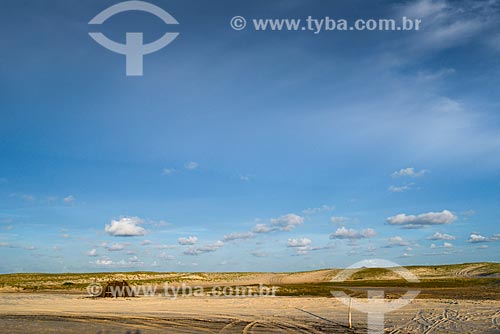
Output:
[387, 210, 456, 228]
[468, 233, 499, 243]
[443, 242, 453, 248]
[94, 257, 144, 267]
[302, 205, 335, 215]
[162, 168, 175, 175]
[158, 252, 175, 260]
[184, 161, 199, 170]
[270, 214, 304, 231]
[416, 68, 455, 82]
[330, 216, 349, 224]
[105, 217, 147, 237]
[155, 244, 177, 250]
[461, 210, 476, 218]
[251, 213, 306, 234]
[388, 236, 410, 247]
[428, 232, 456, 240]
[392, 167, 428, 178]
[63, 195, 76, 204]
[240, 175, 251, 182]
[251, 251, 268, 258]
[184, 241, 224, 256]
[399, 0, 494, 52]
[330, 227, 376, 240]
[253, 223, 273, 233]
[178, 236, 198, 245]
[223, 232, 254, 242]
[287, 238, 312, 247]
[86, 249, 98, 257]
[95, 259, 113, 266]
[103, 242, 127, 252]
[21, 194, 34, 202]
[141, 240, 153, 246]
[388, 185, 412, 193]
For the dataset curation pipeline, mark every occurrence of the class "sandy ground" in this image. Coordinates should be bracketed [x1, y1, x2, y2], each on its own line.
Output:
[0, 293, 498, 333]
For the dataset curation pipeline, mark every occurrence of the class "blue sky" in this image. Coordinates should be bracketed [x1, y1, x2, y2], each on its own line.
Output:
[1, 0, 500, 273]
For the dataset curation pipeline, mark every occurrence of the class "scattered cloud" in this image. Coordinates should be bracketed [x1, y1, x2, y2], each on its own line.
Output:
[223, 232, 254, 242]
[330, 227, 376, 240]
[287, 238, 312, 247]
[302, 205, 335, 215]
[388, 236, 410, 247]
[392, 167, 428, 178]
[94, 257, 144, 268]
[461, 210, 476, 219]
[330, 216, 349, 224]
[416, 68, 455, 82]
[141, 240, 153, 246]
[398, 0, 494, 52]
[251, 213, 307, 234]
[253, 223, 273, 234]
[162, 168, 175, 176]
[158, 252, 175, 260]
[86, 249, 98, 257]
[468, 233, 499, 243]
[105, 216, 147, 237]
[270, 214, 304, 231]
[184, 241, 224, 255]
[240, 175, 252, 182]
[155, 244, 177, 250]
[63, 195, 76, 204]
[21, 194, 35, 202]
[102, 242, 127, 252]
[427, 232, 456, 240]
[184, 161, 199, 170]
[387, 210, 456, 228]
[388, 184, 413, 193]
[178, 236, 198, 245]
[95, 258, 113, 266]
[251, 251, 268, 258]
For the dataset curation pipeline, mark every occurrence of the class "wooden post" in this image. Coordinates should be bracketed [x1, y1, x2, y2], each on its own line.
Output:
[348, 297, 352, 329]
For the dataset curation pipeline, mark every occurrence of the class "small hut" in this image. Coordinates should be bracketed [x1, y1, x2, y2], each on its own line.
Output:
[99, 280, 135, 298]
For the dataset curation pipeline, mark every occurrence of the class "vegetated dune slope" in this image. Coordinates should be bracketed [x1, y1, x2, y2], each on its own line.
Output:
[0, 262, 499, 291]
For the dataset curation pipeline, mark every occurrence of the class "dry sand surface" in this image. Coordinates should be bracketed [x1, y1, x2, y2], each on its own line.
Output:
[0, 293, 498, 333]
